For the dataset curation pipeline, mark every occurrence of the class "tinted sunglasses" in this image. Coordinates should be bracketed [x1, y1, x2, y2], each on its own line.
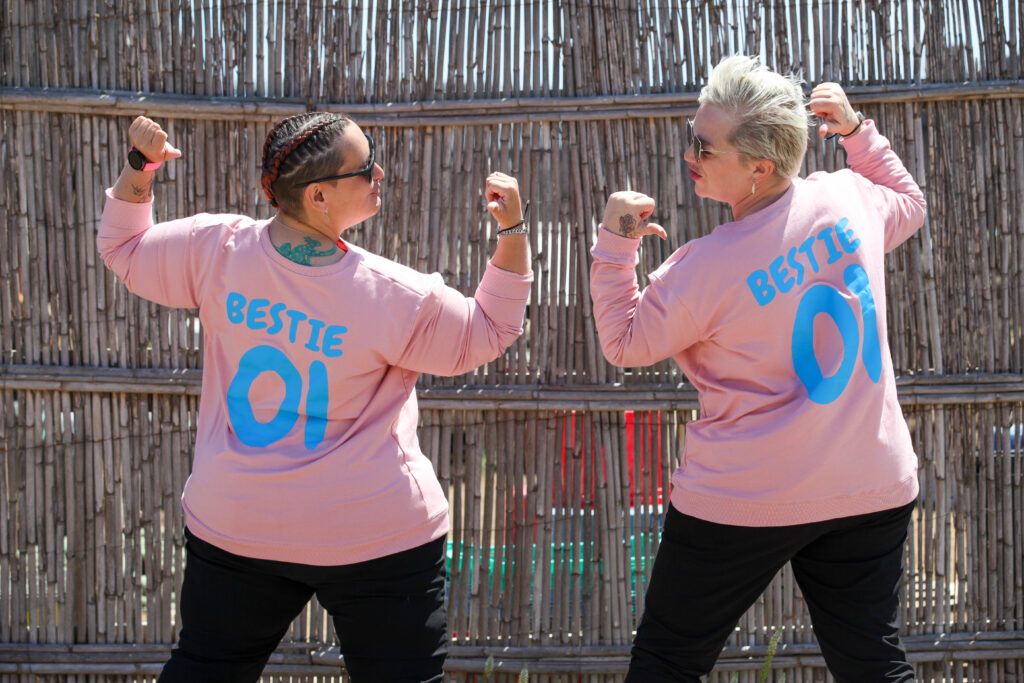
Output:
[297, 133, 375, 186]
[687, 119, 746, 163]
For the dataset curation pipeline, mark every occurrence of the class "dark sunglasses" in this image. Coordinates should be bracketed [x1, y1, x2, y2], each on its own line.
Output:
[296, 133, 375, 186]
[687, 119, 746, 163]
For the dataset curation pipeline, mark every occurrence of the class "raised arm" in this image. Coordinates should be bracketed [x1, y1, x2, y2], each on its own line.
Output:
[392, 173, 533, 376]
[97, 116, 206, 309]
[590, 191, 698, 368]
[809, 83, 927, 251]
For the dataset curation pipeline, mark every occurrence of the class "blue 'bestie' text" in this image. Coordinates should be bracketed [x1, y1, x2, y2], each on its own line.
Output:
[746, 218, 861, 306]
[226, 291, 347, 357]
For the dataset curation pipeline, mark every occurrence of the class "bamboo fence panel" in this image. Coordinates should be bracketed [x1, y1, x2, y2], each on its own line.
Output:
[2, 0, 1024, 681]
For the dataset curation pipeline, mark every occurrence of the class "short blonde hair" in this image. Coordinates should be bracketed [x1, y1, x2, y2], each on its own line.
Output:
[698, 55, 811, 178]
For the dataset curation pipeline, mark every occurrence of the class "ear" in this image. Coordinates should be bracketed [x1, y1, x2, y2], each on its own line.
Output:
[304, 183, 329, 213]
[751, 157, 776, 184]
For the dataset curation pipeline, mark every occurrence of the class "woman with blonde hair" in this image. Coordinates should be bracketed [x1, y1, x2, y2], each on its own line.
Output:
[591, 55, 924, 682]
[99, 112, 532, 682]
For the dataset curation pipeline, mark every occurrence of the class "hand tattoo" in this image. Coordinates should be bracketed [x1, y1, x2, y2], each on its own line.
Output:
[619, 213, 637, 237]
[276, 236, 338, 265]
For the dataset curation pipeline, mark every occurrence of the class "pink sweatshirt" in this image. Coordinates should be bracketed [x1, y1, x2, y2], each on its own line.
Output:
[98, 194, 532, 565]
[591, 120, 926, 526]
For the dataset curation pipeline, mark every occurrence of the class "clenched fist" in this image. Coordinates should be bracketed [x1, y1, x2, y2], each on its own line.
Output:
[128, 115, 182, 165]
[484, 172, 524, 229]
[808, 83, 863, 139]
[601, 191, 667, 239]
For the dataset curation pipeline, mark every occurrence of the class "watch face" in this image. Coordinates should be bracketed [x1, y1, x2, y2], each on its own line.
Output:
[127, 147, 147, 171]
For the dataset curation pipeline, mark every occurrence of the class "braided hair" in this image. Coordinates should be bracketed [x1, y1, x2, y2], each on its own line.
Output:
[260, 112, 353, 215]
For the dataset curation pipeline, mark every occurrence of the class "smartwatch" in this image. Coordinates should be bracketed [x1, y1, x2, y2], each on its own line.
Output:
[127, 146, 163, 172]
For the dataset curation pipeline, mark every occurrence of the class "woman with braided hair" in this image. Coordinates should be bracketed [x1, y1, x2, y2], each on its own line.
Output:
[98, 112, 532, 682]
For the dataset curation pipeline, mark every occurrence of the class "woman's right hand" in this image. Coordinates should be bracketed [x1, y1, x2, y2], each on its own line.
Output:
[601, 191, 667, 239]
[128, 115, 182, 164]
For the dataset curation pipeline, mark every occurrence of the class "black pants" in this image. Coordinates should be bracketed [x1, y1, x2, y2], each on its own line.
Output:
[626, 501, 917, 683]
[158, 529, 448, 683]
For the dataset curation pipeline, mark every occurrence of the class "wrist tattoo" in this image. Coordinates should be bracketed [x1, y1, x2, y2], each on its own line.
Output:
[619, 213, 637, 237]
[131, 183, 153, 201]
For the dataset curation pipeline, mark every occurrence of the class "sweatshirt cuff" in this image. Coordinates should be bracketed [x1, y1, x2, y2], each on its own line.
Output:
[476, 261, 532, 320]
[480, 261, 534, 293]
[101, 187, 155, 231]
[591, 225, 641, 265]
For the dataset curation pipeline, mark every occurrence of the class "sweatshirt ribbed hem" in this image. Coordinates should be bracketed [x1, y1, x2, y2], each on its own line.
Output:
[183, 508, 450, 566]
[670, 474, 919, 527]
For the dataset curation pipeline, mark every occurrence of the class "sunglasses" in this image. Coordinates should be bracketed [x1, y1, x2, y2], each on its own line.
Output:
[687, 119, 746, 163]
[297, 133, 376, 186]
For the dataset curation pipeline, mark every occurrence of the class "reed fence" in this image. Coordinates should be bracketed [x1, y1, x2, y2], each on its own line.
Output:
[2, 0, 1023, 681]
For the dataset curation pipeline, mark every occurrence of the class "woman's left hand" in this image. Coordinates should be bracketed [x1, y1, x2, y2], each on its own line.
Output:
[809, 83, 862, 138]
[601, 191, 667, 239]
[485, 172, 524, 228]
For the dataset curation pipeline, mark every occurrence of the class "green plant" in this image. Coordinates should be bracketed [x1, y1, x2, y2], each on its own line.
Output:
[757, 628, 785, 683]
[480, 655, 530, 682]
[728, 628, 786, 683]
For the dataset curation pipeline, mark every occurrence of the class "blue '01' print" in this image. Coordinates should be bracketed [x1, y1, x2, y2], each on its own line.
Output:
[222, 291, 347, 449]
[746, 218, 881, 405]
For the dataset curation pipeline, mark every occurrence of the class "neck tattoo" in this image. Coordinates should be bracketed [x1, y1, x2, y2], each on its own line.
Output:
[276, 236, 338, 265]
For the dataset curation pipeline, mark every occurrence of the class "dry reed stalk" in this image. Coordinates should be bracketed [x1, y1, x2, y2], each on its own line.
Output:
[481, 410, 499, 643]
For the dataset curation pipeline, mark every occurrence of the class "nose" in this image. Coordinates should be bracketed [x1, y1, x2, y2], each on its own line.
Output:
[372, 163, 384, 182]
[683, 142, 697, 165]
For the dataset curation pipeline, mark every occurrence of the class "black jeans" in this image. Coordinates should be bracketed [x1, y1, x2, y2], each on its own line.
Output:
[626, 501, 917, 683]
[158, 529, 448, 683]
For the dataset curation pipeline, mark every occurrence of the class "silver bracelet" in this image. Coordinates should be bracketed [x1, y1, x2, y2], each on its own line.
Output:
[497, 224, 528, 235]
